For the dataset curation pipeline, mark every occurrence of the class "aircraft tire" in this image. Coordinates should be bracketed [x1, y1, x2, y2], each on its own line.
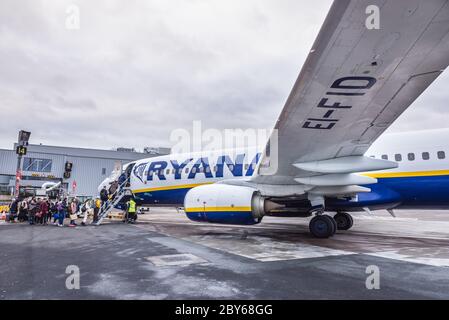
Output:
[334, 212, 354, 230]
[309, 215, 335, 238]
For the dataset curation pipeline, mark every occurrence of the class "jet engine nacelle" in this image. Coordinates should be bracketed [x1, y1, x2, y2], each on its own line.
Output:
[184, 184, 274, 225]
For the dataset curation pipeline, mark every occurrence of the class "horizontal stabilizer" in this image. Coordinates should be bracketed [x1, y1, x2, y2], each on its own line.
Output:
[293, 156, 397, 174]
[295, 173, 377, 186]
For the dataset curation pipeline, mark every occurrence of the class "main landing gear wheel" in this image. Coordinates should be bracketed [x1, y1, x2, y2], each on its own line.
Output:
[333, 212, 354, 230]
[309, 215, 336, 238]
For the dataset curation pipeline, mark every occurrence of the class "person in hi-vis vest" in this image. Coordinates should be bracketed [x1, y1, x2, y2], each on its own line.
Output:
[126, 198, 137, 223]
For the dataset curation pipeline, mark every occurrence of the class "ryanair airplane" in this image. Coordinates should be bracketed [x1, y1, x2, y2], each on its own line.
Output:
[101, 0, 449, 238]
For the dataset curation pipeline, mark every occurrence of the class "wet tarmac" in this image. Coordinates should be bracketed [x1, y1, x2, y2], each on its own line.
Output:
[1, 209, 448, 299]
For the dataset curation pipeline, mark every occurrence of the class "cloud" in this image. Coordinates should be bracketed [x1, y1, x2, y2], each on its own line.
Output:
[0, 0, 447, 152]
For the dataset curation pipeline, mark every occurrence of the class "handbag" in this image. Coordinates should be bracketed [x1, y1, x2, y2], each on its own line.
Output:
[69, 213, 78, 220]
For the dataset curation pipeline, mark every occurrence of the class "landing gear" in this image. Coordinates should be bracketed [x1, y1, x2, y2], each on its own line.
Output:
[309, 215, 336, 238]
[333, 212, 353, 230]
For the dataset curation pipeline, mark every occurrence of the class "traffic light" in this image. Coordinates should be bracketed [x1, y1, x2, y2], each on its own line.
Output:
[64, 161, 73, 179]
[65, 161, 73, 172]
[18, 130, 31, 146]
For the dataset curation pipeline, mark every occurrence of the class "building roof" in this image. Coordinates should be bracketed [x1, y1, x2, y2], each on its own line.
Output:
[11, 143, 167, 161]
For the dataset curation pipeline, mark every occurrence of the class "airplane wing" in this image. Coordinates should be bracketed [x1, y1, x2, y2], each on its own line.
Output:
[254, 0, 449, 186]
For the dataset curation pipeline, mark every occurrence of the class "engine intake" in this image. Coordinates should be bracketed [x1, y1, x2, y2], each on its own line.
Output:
[184, 184, 275, 225]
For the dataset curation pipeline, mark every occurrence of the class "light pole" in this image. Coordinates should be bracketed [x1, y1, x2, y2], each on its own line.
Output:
[14, 130, 31, 198]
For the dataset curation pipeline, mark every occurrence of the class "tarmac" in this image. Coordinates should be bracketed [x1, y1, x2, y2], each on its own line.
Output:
[1, 208, 449, 299]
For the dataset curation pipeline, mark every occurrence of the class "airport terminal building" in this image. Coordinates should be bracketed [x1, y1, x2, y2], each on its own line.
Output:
[0, 144, 170, 199]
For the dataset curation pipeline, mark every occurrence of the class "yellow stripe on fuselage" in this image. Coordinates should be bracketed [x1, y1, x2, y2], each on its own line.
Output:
[185, 206, 252, 213]
[363, 169, 449, 178]
[132, 169, 449, 195]
[133, 182, 213, 194]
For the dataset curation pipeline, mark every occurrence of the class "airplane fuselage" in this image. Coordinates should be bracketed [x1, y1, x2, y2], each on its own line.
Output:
[102, 128, 449, 212]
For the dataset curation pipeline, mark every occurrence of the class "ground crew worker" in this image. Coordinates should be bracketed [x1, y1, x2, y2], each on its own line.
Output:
[126, 198, 137, 223]
[93, 197, 101, 223]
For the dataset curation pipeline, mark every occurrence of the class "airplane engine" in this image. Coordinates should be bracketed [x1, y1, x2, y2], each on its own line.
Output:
[184, 184, 278, 225]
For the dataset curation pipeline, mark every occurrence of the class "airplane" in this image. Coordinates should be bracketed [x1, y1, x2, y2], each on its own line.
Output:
[99, 0, 449, 238]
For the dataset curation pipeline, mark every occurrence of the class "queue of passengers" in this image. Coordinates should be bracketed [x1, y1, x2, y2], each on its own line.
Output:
[6, 196, 102, 227]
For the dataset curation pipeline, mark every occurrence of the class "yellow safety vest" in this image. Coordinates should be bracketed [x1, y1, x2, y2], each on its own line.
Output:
[128, 200, 136, 213]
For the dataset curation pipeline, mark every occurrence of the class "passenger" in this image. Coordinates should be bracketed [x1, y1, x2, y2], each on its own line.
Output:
[8, 198, 18, 223]
[50, 201, 58, 225]
[35, 198, 43, 225]
[109, 180, 119, 200]
[100, 186, 109, 205]
[126, 197, 137, 223]
[37, 198, 48, 225]
[19, 198, 28, 222]
[118, 172, 127, 186]
[69, 199, 78, 227]
[81, 199, 91, 226]
[29, 197, 37, 225]
[41, 199, 50, 225]
[57, 199, 66, 227]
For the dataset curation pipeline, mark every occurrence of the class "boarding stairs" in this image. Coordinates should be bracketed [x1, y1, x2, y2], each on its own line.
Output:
[95, 178, 131, 225]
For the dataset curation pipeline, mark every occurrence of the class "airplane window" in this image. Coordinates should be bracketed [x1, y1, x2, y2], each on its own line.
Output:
[199, 167, 204, 173]
[395, 154, 402, 161]
[244, 164, 249, 170]
[166, 169, 170, 175]
[422, 152, 430, 160]
[149, 170, 153, 176]
[369, 155, 375, 158]
[213, 166, 217, 172]
[438, 151, 445, 159]
[381, 155, 388, 160]
[191, 167, 197, 173]
[206, 167, 211, 173]
[408, 153, 415, 161]
[228, 164, 234, 171]
[185, 168, 189, 173]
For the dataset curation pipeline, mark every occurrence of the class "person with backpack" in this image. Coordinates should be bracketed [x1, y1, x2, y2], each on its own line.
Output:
[81, 199, 91, 226]
[56, 199, 66, 227]
[100, 186, 109, 202]
[8, 198, 18, 223]
[69, 199, 78, 227]
[18, 199, 28, 222]
[50, 201, 58, 225]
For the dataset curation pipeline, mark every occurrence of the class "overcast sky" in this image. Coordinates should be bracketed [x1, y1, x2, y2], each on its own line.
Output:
[1, 0, 448, 152]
